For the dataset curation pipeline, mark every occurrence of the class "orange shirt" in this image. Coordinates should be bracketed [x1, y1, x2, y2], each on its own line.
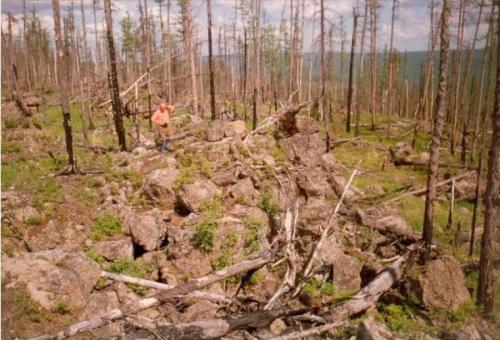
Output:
[151, 109, 170, 127]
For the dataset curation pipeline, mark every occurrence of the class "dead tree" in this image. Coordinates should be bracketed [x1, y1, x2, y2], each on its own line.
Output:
[180, 0, 199, 116]
[346, 10, 359, 133]
[207, 0, 216, 120]
[369, 0, 378, 129]
[477, 1, 500, 315]
[386, 0, 397, 138]
[319, 0, 326, 121]
[422, 0, 450, 258]
[355, 0, 369, 136]
[51, 0, 77, 173]
[254, 0, 262, 125]
[104, 0, 127, 151]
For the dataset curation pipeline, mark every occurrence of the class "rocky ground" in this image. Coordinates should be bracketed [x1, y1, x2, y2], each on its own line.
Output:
[1, 98, 499, 339]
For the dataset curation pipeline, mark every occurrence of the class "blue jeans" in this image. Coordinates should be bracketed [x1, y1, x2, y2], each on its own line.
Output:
[160, 139, 172, 153]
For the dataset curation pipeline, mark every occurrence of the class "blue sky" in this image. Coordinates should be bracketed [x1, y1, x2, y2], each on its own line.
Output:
[1, 0, 489, 54]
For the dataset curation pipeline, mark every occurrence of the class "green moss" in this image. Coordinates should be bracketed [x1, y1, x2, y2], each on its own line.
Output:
[90, 214, 123, 241]
[193, 218, 218, 252]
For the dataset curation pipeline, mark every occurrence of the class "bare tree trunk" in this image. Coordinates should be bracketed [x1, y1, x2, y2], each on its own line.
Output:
[469, 146, 484, 257]
[422, 0, 450, 258]
[477, 1, 500, 314]
[243, 28, 248, 120]
[369, 0, 378, 129]
[386, 0, 397, 138]
[254, 0, 261, 124]
[355, 1, 369, 136]
[182, 0, 199, 116]
[207, 0, 216, 120]
[104, 0, 127, 151]
[167, 0, 173, 102]
[52, 0, 76, 172]
[346, 10, 358, 133]
[319, 0, 325, 122]
[450, 0, 465, 155]
[80, 0, 95, 130]
[307, 3, 316, 117]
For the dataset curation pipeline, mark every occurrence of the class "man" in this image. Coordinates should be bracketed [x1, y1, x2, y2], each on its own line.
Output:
[151, 103, 175, 152]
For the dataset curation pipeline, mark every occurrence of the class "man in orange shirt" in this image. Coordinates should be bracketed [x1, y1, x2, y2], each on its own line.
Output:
[151, 103, 175, 152]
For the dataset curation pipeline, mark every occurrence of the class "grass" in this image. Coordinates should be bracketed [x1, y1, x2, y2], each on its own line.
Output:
[14, 291, 43, 323]
[302, 278, 335, 298]
[244, 218, 264, 254]
[85, 250, 108, 266]
[107, 257, 154, 295]
[193, 217, 218, 252]
[89, 214, 123, 241]
[51, 300, 72, 315]
[25, 215, 42, 226]
[269, 146, 287, 162]
[258, 189, 280, 217]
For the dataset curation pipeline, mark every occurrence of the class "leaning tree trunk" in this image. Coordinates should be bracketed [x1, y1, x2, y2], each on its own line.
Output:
[104, 0, 127, 151]
[422, 0, 450, 258]
[51, 0, 76, 172]
[477, 1, 500, 315]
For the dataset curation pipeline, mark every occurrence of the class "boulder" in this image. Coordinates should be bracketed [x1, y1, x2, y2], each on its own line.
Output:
[177, 179, 221, 213]
[357, 316, 398, 340]
[143, 167, 179, 202]
[269, 318, 287, 336]
[319, 246, 362, 291]
[27, 219, 61, 251]
[90, 237, 134, 261]
[230, 177, 259, 201]
[298, 197, 334, 236]
[295, 116, 320, 134]
[223, 120, 247, 138]
[2, 250, 100, 309]
[279, 133, 324, 165]
[330, 175, 365, 202]
[409, 256, 470, 310]
[320, 153, 346, 174]
[206, 120, 225, 142]
[456, 324, 481, 340]
[211, 168, 238, 186]
[296, 167, 332, 198]
[124, 212, 167, 252]
[184, 301, 219, 321]
[81, 290, 120, 320]
[390, 141, 413, 164]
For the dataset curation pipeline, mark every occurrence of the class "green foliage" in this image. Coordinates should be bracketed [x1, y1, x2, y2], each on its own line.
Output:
[4, 243, 16, 257]
[200, 196, 222, 217]
[235, 140, 249, 157]
[51, 300, 72, 315]
[4, 116, 17, 129]
[107, 257, 154, 295]
[25, 215, 42, 226]
[244, 217, 264, 254]
[269, 146, 287, 162]
[303, 278, 335, 298]
[2, 142, 21, 153]
[14, 291, 42, 323]
[174, 167, 196, 190]
[193, 218, 218, 252]
[258, 189, 280, 217]
[90, 214, 123, 241]
[200, 159, 214, 177]
[235, 195, 251, 205]
[85, 250, 108, 267]
[212, 234, 238, 270]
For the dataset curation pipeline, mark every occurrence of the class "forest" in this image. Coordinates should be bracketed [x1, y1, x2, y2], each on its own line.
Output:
[1, 0, 498, 339]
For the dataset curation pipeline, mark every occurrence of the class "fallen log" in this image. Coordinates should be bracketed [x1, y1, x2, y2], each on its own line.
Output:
[131, 307, 310, 339]
[156, 250, 277, 301]
[30, 297, 158, 340]
[101, 271, 231, 303]
[271, 321, 347, 340]
[382, 171, 475, 205]
[325, 251, 412, 322]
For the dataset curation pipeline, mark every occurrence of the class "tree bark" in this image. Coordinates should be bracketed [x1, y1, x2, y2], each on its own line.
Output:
[369, 0, 378, 129]
[181, 0, 199, 116]
[477, 1, 500, 314]
[104, 0, 127, 151]
[51, 0, 76, 172]
[355, 1, 369, 136]
[207, 0, 216, 120]
[346, 11, 358, 133]
[422, 0, 450, 257]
